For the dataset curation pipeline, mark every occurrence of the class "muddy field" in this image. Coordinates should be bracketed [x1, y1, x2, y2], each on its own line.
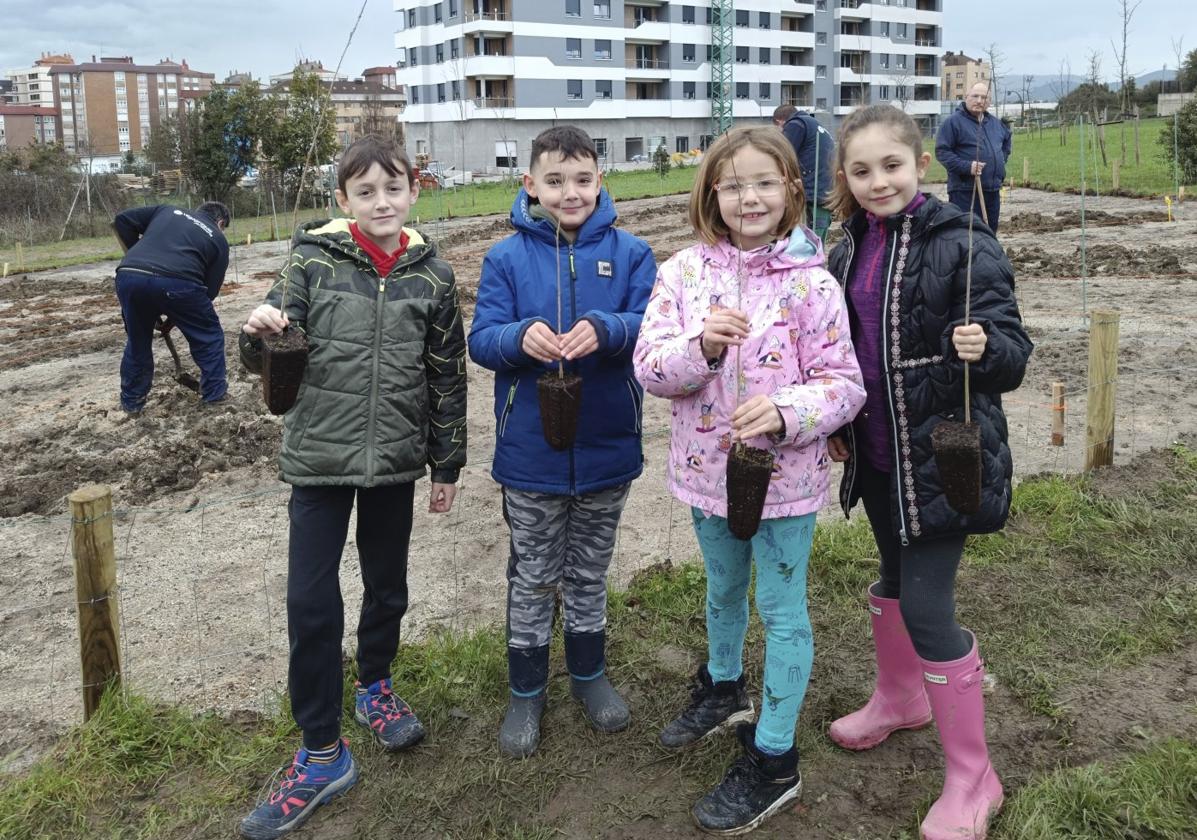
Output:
[1, 187, 1195, 778]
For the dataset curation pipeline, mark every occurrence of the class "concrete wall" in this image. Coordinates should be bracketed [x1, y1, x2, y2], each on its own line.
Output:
[1158, 93, 1195, 117]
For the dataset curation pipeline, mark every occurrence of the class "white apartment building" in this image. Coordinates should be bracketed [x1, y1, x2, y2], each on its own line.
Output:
[394, 0, 944, 172]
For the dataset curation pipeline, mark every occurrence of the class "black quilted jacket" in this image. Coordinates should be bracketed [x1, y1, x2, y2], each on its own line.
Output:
[826, 194, 1033, 543]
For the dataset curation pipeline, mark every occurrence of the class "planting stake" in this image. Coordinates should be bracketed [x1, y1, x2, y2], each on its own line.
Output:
[1051, 382, 1065, 446]
[69, 484, 122, 721]
[1084, 310, 1120, 471]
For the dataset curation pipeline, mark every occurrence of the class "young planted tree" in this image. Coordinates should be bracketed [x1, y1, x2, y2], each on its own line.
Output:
[984, 42, 1005, 112]
[260, 69, 338, 208]
[1109, 0, 1143, 164]
[144, 115, 181, 171]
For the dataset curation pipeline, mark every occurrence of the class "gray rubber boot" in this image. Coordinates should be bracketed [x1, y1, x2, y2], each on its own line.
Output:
[570, 672, 631, 733]
[499, 691, 547, 759]
[500, 645, 549, 758]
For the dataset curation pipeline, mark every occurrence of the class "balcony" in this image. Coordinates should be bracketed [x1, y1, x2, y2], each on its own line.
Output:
[835, 0, 871, 19]
[470, 96, 514, 109]
[462, 8, 513, 35]
[781, 47, 815, 67]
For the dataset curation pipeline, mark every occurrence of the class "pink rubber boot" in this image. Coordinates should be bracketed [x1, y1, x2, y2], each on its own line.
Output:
[920, 631, 1004, 840]
[829, 583, 932, 750]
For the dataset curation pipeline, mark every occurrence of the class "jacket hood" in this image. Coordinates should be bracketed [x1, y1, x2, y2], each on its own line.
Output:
[700, 231, 825, 273]
[293, 217, 435, 270]
[510, 186, 618, 246]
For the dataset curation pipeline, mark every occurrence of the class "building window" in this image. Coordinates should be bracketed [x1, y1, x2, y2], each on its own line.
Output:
[626, 137, 643, 160]
[682, 5, 694, 23]
[816, 0, 827, 10]
[411, 49, 419, 67]
[594, 0, 610, 18]
[816, 65, 827, 78]
[736, 47, 749, 64]
[877, 85, 890, 100]
[759, 82, 771, 99]
[683, 81, 696, 99]
[898, 23, 908, 38]
[434, 2, 442, 22]
[567, 79, 583, 99]
[676, 136, 689, 153]
[683, 44, 696, 63]
[437, 83, 446, 102]
[735, 9, 748, 27]
[880, 54, 889, 69]
[816, 96, 827, 109]
[566, 38, 582, 59]
[594, 137, 608, 159]
[595, 39, 612, 60]
[408, 8, 415, 27]
[436, 44, 444, 62]
[880, 21, 889, 36]
[759, 12, 770, 28]
[735, 82, 749, 99]
[897, 55, 907, 69]
[596, 79, 612, 98]
[412, 87, 420, 104]
[452, 80, 460, 99]
[759, 48, 771, 65]
[816, 32, 827, 45]
[448, 0, 458, 17]
[566, 0, 581, 16]
[451, 40, 459, 59]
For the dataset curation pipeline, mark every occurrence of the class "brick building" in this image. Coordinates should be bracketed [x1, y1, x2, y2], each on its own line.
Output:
[941, 50, 990, 103]
[0, 104, 60, 150]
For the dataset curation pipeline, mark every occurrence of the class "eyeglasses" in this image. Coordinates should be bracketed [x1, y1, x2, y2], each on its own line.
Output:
[712, 178, 788, 199]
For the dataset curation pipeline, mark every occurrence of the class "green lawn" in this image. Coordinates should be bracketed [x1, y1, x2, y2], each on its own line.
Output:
[921, 116, 1188, 197]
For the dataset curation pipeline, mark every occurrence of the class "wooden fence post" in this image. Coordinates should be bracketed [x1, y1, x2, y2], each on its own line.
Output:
[1051, 382, 1065, 446]
[69, 484, 122, 720]
[1084, 311, 1120, 471]
[1022, 156, 1030, 186]
[1111, 159, 1121, 191]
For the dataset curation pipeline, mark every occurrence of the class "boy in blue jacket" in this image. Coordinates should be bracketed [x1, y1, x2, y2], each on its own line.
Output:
[468, 125, 656, 758]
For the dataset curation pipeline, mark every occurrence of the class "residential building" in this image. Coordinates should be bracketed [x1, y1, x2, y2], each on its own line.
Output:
[941, 50, 990, 103]
[2, 53, 74, 109]
[392, 0, 945, 172]
[217, 71, 256, 93]
[48, 55, 215, 169]
[269, 59, 343, 85]
[0, 80, 14, 105]
[269, 70, 407, 150]
[0, 105, 60, 150]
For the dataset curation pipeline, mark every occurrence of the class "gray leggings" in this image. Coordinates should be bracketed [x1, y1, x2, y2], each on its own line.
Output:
[857, 462, 972, 662]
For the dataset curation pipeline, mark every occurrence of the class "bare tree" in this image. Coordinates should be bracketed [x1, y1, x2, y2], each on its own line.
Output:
[1110, 0, 1143, 116]
[1050, 58, 1073, 145]
[1085, 49, 1109, 167]
[887, 64, 916, 112]
[1171, 37, 1186, 93]
[984, 42, 1004, 110]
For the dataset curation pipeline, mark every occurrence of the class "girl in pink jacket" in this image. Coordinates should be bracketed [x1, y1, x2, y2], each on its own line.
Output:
[633, 126, 864, 835]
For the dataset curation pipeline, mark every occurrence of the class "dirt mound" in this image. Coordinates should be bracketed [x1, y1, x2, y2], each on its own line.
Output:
[0, 389, 280, 517]
[1004, 208, 1172, 234]
[1009, 243, 1186, 278]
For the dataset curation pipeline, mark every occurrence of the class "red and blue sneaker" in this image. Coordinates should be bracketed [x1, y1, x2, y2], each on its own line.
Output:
[354, 678, 426, 751]
[239, 739, 358, 839]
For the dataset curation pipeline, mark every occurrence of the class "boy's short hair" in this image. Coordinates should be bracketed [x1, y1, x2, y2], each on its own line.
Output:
[196, 201, 231, 228]
[337, 134, 415, 192]
[530, 125, 598, 170]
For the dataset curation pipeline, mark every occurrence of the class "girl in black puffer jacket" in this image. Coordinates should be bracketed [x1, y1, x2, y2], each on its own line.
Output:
[823, 105, 1032, 840]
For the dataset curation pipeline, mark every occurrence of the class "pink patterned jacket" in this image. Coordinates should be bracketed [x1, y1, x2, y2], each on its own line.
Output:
[633, 234, 866, 519]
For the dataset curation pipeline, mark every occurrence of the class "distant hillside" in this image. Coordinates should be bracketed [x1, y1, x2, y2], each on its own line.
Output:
[991, 69, 1177, 102]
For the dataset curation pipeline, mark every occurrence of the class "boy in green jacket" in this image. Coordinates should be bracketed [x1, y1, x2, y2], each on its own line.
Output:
[237, 135, 466, 839]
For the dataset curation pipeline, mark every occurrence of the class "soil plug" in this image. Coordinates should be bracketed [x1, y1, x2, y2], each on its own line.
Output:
[537, 370, 582, 450]
[261, 327, 309, 415]
[931, 419, 982, 515]
[725, 442, 774, 540]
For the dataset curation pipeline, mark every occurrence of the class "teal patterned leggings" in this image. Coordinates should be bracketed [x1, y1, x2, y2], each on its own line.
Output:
[692, 509, 815, 755]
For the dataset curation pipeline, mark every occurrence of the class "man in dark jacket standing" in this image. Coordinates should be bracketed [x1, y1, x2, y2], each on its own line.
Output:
[936, 83, 1011, 232]
[772, 104, 835, 238]
[112, 201, 230, 412]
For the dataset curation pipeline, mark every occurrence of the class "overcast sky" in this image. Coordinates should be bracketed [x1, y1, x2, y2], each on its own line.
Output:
[0, 1, 1190, 82]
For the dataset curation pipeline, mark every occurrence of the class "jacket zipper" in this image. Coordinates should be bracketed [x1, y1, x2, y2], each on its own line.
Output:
[499, 378, 518, 437]
[839, 228, 859, 514]
[880, 230, 910, 546]
[365, 270, 385, 484]
[625, 378, 642, 434]
[567, 244, 578, 494]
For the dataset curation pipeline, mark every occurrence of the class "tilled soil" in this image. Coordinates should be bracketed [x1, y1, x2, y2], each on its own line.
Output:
[1, 187, 1195, 781]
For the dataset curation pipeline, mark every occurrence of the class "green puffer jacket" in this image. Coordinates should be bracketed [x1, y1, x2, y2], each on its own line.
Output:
[240, 219, 466, 486]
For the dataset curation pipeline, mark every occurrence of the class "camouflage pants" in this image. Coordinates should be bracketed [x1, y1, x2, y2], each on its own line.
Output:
[692, 509, 816, 754]
[503, 484, 631, 649]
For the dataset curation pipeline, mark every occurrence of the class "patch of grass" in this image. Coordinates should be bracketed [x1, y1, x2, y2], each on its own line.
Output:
[2, 456, 1195, 839]
[994, 738, 1197, 840]
[922, 117, 1190, 197]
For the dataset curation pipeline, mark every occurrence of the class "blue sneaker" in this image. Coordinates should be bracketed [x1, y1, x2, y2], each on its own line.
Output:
[354, 678, 426, 751]
[239, 739, 359, 839]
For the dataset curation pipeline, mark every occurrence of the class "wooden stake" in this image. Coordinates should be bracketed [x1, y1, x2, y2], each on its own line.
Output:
[16, 242, 24, 272]
[1180, 186, 1187, 203]
[1051, 382, 1065, 446]
[2, 263, 7, 278]
[1022, 156, 1030, 186]
[1084, 310, 1120, 471]
[246, 234, 253, 246]
[1112, 159, 1121, 191]
[69, 484, 122, 721]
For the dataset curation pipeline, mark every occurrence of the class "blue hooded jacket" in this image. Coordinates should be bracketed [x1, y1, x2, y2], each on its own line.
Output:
[468, 187, 657, 495]
[781, 112, 835, 209]
[935, 101, 1012, 193]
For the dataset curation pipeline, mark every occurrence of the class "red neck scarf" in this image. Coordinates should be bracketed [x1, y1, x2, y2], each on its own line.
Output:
[350, 223, 409, 277]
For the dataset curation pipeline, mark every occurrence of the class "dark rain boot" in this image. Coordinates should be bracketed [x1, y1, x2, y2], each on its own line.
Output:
[692, 723, 802, 835]
[499, 645, 549, 759]
[565, 630, 630, 733]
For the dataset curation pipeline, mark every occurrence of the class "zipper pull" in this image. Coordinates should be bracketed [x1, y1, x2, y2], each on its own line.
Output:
[505, 381, 517, 408]
[378, 275, 385, 293]
[569, 250, 576, 277]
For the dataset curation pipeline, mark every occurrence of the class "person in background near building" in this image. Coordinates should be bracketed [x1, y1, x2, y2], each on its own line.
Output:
[935, 82, 1011, 233]
[772, 104, 835, 240]
[112, 202, 231, 412]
